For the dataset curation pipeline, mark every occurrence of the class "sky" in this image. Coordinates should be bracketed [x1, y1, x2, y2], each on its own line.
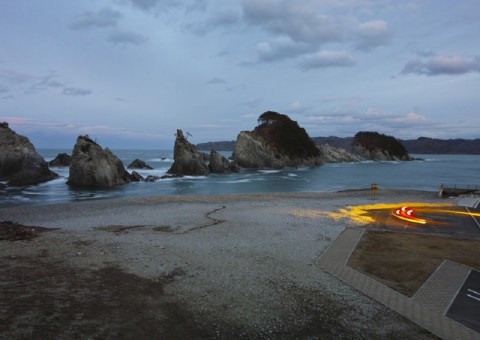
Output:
[1, 0, 479, 149]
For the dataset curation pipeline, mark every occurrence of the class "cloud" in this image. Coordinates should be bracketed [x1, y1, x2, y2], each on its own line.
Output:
[240, 97, 262, 108]
[0, 69, 35, 85]
[299, 50, 356, 70]
[256, 37, 313, 62]
[401, 54, 480, 76]
[26, 74, 67, 94]
[1, 69, 91, 97]
[62, 87, 92, 96]
[285, 100, 311, 114]
[206, 77, 227, 85]
[354, 20, 390, 51]
[126, 0, 206, 13]
[0, 84, 9, 93]
[107, 31, 148, 45]
[305, 108, 431, 138]
[240, 1, 390, 63]
[126, 0, 179, 11]
[69, 8, 122, 30]
[242, 0, 342, 45]
[187, 8, 240, 35]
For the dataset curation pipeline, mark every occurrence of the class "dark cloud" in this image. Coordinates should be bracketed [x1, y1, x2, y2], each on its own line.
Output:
[0, 69, 35, 85]
[401, 55, 480, 76]
[126, 0, 206, 13]
[62, 87, 92, 96]
[107, 31, 148, 45]
[206, 77, 227, 85]
[299, 50, 356, 70]
[0, 84, 9, 93]
[69, 8, 122, 30]
[126, 0, 166, 11]
[26, 74, 66, 94]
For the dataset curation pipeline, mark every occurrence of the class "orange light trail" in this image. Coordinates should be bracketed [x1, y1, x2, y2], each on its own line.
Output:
[289, 202, 478, 226]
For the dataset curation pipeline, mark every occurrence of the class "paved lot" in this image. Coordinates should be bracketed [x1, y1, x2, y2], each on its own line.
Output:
[318, 227, 480, 339]
[447, 270, 480, 333]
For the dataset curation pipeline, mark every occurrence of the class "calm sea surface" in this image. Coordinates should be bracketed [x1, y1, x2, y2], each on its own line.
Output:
[0, 149, 479, 207]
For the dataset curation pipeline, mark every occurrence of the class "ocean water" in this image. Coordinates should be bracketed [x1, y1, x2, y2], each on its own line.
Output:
[0, 149, 479, 208]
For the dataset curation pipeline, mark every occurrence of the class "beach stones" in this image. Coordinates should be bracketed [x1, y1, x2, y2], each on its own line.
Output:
[0, 122, 58, 186]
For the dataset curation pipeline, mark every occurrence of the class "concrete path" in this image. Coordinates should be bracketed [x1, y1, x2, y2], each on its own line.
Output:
[317, 227, 480, 340]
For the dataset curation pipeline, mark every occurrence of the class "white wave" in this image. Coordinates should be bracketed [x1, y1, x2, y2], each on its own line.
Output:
[182, 176, 208, 180]
[149, 158, 173, 162]
[258, 170, 281, 174]
[287, 173, 298, 177]
[220, 179, 252, 184]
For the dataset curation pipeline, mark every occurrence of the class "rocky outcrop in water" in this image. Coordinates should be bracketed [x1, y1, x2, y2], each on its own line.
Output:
[209, 149, 239, 173]
[49, 153, 71, 167]
[167, 130, 210, 176]
[233, 111, 322, 169]
[127, 159, 153, 170]
[317, 144, 365, 163]
[0, 122, 58, 186]
[352, 131, 412, 161]
[67, 136, 133, 188]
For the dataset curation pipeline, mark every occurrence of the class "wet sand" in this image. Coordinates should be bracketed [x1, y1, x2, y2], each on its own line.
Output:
[0, 190, 442, 338]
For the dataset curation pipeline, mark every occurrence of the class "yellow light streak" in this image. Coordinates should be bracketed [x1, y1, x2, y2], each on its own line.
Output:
[289, 202, 452, 226]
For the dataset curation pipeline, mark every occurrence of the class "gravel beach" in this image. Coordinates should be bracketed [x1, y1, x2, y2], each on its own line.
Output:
[0, 190, 442, 339]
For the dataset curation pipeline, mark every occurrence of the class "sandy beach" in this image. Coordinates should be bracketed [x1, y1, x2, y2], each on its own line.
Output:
[0, 190, 442, 339]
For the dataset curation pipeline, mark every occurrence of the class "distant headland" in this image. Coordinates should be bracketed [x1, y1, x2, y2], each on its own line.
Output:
[197, 136, 480, 155]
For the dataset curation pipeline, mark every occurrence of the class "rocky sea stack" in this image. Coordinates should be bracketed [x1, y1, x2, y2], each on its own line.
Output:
[352, 131, 412, 161]
[209, 149, 239, 173]
[0, 122, 58, 186]
[68, 136, 133, 188]
[127, 159, 153, 170]
[233, 111, 322, 169]
[167, 130, 210, 176]
[49, 153, 71, 167]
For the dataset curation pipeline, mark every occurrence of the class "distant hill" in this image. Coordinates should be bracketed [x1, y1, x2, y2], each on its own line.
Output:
[198, 136, 480, 154]
[400, 137, 480, 154]
[196, 141, 235, 151]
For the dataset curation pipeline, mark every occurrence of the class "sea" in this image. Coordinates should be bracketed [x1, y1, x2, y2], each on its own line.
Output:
[0, 149, 479, 208]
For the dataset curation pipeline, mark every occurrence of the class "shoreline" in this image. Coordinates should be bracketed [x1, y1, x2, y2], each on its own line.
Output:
[1, 189, 443, 338]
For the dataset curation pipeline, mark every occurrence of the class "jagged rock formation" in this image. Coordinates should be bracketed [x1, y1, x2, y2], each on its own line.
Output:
[67, 136, 133, 188]
[0, 122, 58, 186]
[209, 149, 239, 173]
[317, 144, 365, 163]
[167, 130, 210, 176]
[352, 131, 412, 161]
[127, 159, 153, 170]
[49, 153, 71, 167]
[130, 171, 143, 182]
[233, 111, 322, 169]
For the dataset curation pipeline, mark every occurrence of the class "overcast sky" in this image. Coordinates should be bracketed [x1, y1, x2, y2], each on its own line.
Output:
[1, 0, 479, 149]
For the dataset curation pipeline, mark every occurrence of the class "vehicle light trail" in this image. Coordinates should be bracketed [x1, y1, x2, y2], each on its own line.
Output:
[392, 206, 427, 224]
